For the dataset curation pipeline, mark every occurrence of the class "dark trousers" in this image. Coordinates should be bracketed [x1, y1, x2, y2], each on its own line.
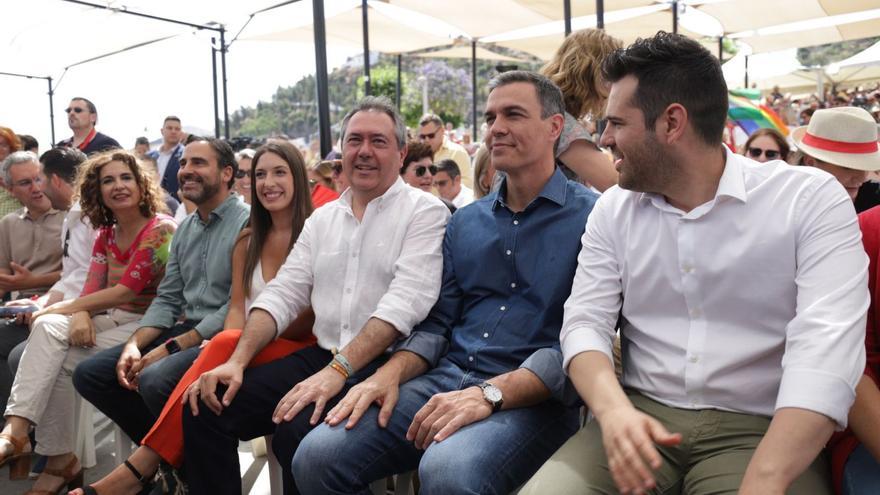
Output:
[182, 345, 384, 495]
[0, 320, 29, 410]
[72, 322, 198, 444]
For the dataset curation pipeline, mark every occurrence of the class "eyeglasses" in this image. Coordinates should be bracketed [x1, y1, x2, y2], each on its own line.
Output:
[415, 165, 437, 177]
[747, 147, 781, 160]
[64, 107, 86, 114]
[13, 176, 43, 189]
[331, 163, 343, 175]
[418, 128, 441, 140]
[234, 169, 248, 179]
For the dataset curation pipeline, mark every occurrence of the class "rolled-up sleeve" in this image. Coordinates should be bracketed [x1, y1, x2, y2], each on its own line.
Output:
[250, 217, 316, 338]
[776, 179, 868, 429]
[394, 217, 459, 365]
[371, 198, 449, 337]
[560, 194, 624, 371]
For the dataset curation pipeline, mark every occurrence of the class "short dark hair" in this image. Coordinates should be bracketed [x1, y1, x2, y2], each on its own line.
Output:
[71, 97, 97, 114]
[601, 31, 728, 145]
[487, 70, 565, 119]
[40, 147, 87, 184]
[401, 140, 434, 174]
[18, 135, 38, 152]
[164, 116, 181, 125]
[340, 96, 407, 149]
[435, 159, 461, 179]
[135, 136, 150, 146]
[187, 136, 238, 188]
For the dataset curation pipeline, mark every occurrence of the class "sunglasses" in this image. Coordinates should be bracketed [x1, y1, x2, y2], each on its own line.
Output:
[418, 130, 439, 140]
[65, 107, 86, 114]
[415, 165, 437, 177]
[747, 147, 781, 160]
[234, 169, 248, 179]
[331, 163, 343, 175]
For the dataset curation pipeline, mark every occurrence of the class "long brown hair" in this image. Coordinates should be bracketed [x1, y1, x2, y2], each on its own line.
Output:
[243, 141, 313, 294]
[75, 150, 166, 228]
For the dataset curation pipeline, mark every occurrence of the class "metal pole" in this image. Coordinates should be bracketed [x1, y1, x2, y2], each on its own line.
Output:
[362, 0, 371, 96]
[718, 36, 723, 62]
[212, 41, 220, 138]
[220, 27, 230, 139]
[564, 0, 572, 36]
[596, 0, 604, 29]
[313, 0, 332, 157]
[744, 54, 749, 88]
[672, 0, 679, 34]
[47, 77, 56, 145]
[396, 54, 402, 109]
[471, 41, 478, 139]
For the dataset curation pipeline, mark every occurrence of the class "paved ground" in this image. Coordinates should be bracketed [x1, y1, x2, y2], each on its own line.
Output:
[0, 411, 273, 494]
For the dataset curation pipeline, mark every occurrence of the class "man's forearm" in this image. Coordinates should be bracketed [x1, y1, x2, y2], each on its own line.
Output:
[227, 309, 279, 367]
[376, 350, 430, 385]
[741, 408, 835, 492]
[569, 350, 633, 422]
[849, 374, 880, 463]
[338, 317, 400, 371]
[488, 367, 552, 410]
[128, 326, 164, 349]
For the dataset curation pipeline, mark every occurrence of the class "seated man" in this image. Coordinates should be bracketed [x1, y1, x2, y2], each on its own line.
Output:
[521, 32, 866, 495]
[0, 151, 65, 408]
[181, 96, 449, 495]
[293, 71, 598, 494]
[434, 158, 474, 208]
[73, 138, 249, 453]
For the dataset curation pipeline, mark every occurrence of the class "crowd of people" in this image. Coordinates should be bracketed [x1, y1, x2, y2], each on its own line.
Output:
[0, 27, 878, 495]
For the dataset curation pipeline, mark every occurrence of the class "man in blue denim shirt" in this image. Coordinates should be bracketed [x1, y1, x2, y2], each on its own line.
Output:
[293, 71, 599, 495]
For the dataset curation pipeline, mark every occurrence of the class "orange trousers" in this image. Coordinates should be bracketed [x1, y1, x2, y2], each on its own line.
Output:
[140, 329, 315, 466]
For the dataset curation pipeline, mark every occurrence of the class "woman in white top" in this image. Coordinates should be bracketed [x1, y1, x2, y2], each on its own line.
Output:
[75, 141, 316, 495]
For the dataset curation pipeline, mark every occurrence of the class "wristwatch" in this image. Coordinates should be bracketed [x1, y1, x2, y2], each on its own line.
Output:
[164, 338, 181, 355]
[478, 382, 503, 413]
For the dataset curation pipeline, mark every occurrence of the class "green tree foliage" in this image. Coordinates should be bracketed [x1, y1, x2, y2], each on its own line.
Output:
[797, 37, 880, 67]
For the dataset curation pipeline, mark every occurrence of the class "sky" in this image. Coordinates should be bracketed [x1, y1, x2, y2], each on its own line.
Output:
[2, 0, 361, 151]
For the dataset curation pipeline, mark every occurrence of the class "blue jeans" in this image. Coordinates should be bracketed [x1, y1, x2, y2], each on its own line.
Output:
[73, 323, 200, 444]
[293, 359, 580, 495]
[843, 444, 880, 495]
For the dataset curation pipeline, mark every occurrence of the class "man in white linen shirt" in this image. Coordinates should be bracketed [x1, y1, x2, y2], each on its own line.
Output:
[180, 96, 450, 495]
[520, 32, 867, 495]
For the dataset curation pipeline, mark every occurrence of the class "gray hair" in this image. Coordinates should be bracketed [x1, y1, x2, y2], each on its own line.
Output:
[236, 148, 256, 161]
[487, 70, 565, 119]
[2, 151, 39, 186]
[418, 113, 444, 128]
[340, 96, 407, 149]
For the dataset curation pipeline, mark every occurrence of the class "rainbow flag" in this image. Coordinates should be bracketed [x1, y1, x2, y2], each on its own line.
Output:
[728, 90, 789, 137]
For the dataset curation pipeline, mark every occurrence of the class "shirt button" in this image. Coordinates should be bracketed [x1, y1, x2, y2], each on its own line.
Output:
[689, 355, 699, 363]
[352, 252, 358, 258]
[690, 309, 701, 318]
[513, 220, 519, 225]
[342, 324, 349, 329]
[510, 282, 517, 289]
[681, 265, 693, 273]
[505, 250, 511, 256]
[500, 306, 506, 311]
[468, 356, 474, 362]
[483, 333, 489, 338]
[345, 288, 352, 294]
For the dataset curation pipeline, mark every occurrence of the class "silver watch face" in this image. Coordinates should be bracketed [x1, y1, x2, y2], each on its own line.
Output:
[483, 384, 502, 402]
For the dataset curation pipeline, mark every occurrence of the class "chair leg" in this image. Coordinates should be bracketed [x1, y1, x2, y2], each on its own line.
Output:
[74, 395, 97, 469]
[264, 435, 284, 495]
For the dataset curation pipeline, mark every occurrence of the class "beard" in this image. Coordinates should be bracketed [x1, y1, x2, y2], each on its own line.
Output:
[616, 133, 679, 194]
[180, 174, 222, 204]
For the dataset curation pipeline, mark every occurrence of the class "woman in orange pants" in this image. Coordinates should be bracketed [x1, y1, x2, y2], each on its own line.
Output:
[74, 141, 334, 495]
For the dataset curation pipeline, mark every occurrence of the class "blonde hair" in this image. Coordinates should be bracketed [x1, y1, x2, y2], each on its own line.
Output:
[540, 29, 622, 119]
[473, 144, 492, 199]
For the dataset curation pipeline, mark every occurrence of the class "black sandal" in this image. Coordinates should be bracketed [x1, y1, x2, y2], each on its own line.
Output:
[82, 460, 154, 495]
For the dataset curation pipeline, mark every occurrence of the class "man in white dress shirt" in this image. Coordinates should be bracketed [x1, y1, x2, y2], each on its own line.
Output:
[180, 96, 450, 495]
[521, 32, 867, 495]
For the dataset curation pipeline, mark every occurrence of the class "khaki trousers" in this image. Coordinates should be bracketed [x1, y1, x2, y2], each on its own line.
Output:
[5, 309, 141, 456]
[519, 392, 832, 495]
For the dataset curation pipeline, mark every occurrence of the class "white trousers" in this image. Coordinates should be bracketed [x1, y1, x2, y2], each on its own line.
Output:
[5, 309, 141, 456]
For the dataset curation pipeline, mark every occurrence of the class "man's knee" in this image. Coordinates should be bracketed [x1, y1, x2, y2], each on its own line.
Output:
[72, 351, 116, 399]
[138, 365, 174, 412]
[292, 424, 352, 491]
[7, 341, 26, 374]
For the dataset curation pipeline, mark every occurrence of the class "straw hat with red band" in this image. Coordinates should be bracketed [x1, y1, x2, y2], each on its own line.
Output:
[791, 106, 880, 172]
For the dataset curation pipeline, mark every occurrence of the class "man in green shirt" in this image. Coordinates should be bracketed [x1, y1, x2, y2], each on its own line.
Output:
[73, 137, 249, 451]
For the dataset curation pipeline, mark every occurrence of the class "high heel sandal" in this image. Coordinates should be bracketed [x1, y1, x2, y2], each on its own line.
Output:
[24, 455, 83, 494]
[0, 432, 31, 480]
[81, 459, 153, 495]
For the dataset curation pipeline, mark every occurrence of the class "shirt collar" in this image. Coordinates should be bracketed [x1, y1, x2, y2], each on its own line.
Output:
[638, 146, 747, 208]
[19, 206, 61, 221]
[205, 193, 242, 222]
[339, 176, 406, 211]
[492, 167, 568, 211]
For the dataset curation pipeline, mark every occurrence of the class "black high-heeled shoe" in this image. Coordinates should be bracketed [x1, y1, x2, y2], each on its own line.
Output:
[82, 460, 154, 495]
